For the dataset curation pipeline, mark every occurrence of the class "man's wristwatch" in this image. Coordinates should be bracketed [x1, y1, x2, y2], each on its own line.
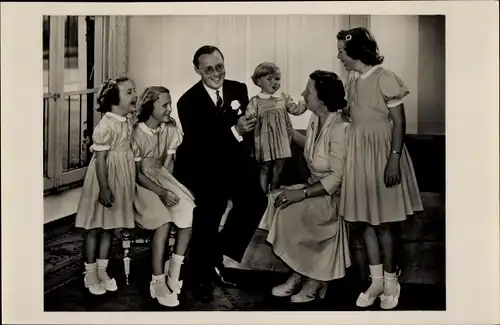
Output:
[303, 188, 308, 198]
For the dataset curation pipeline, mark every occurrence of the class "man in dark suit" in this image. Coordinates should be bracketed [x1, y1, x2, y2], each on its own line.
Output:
[173, 45, 268, 303]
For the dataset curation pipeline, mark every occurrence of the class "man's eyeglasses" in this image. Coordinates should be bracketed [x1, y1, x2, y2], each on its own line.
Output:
[203, 64, 225, 76]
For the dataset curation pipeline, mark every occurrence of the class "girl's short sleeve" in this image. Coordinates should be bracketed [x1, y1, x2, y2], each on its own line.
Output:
[90, 119, 112, 152]
[245, 97, 259, 118]
[378, 69, 410, 108]
[166, 124, 184, 155]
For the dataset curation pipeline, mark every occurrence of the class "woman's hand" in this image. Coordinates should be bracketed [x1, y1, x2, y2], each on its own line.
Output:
[274, 188, 306, 209]
[384, 154, 401, 188]
[98, 188, 114, 208]
[159, 188, 180, 207]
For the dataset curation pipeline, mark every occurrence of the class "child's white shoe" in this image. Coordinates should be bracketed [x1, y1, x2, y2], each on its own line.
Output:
[97, 259, 118, 292]
[150, 274, 179, 307]
[83, 262, 106, 295]
[356, 264, 384, 308]
[380, 271, 401, 310]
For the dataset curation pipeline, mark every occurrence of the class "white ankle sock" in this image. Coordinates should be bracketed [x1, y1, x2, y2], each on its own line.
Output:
[96, 259, 111, 281]
[366, 264, 384, 295]
[85, 262, 97, 271]
[384, 270, 397, 278]
[168, 254, 184, 280]
[84, 262, 99, 285]
[152, 274, 165, 282]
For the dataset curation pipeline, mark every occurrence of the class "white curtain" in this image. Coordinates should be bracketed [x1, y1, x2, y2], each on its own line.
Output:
[129, 15, 350, 129]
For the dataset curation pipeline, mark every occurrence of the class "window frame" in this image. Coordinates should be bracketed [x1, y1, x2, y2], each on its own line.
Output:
[43, 15, 105, 193]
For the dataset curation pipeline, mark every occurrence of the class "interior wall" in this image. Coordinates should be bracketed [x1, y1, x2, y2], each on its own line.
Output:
[418, 15, 446, 135]
[128, 15, 445, 135]
[369, 15, 420, 134]
[128, 15, 349, 130]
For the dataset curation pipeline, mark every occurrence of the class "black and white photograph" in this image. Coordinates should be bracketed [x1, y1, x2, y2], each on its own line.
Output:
[1, 1, 499, 324]
[42, 13, 446, 312]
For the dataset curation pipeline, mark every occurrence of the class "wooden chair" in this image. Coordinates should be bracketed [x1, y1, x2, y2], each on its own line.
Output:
[120, 226, 176, 285]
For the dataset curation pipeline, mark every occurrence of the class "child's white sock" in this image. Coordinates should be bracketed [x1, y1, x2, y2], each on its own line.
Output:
[151, 274, 170, 297]
[383, 270, 399, 296]
[96, 258, 111, 282]
[84, 262, 100, 285]
[366, 264, 384, 297]
[152, 274, 165, 282]
[168, 254, 184, 280]
[167, 254, 184, 293]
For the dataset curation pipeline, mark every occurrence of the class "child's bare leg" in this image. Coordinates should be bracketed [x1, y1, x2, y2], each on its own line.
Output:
[168, 227, 192, 293]
[151, 223, 175, 305]
[152, 222, 172, 276]
[260, 162, 272, 194]
[375, 223, 396, 273]
[96, 229, 117, 288]
[376, 223, 399, 297]
[83, 229, 106, 294]
[271, 158, 286, 191]
[98, 229, 114, 260]
[173, 227, 192, 257]
[362, 224, 384, 297]
[84, 229, 101, 263]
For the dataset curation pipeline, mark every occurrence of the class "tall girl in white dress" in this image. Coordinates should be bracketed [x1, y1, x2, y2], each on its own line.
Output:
[336, 27, 423, 310]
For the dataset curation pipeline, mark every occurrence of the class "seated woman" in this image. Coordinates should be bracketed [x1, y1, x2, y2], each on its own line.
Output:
[259, 70, 351, 303]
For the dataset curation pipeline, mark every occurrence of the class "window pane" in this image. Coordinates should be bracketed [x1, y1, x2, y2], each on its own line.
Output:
[61, 16, 93, 173]
[65, 16, 78, 70]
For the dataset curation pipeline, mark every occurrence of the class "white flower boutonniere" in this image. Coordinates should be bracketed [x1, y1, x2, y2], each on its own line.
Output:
[231, 100, 242, 115]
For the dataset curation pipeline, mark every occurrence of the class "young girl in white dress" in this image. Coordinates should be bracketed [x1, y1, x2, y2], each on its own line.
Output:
[336, 27, 424, 310]
[132, 86, 195, 307]
[245, 62, 307, 193]
[75, 77, 138, 295]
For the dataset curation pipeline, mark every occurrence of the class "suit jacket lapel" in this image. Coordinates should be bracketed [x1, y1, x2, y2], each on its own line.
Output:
[221, 80, 230, 114]
[195, 81, 217, 112]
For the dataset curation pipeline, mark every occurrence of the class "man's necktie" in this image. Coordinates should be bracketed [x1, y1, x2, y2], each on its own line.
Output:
[216, 90, 223, 109]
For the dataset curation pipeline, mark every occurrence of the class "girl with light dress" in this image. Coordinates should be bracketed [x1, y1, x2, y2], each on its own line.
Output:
[336, 27, 424, 310]
[132, 86, 195, 307]
[246, 62, 307, 193]
[75, 77, 138, 295]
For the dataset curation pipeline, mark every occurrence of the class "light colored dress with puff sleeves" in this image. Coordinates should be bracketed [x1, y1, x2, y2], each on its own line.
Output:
[75, 112, 136, 230]
[339, 66, 423, 225]
[132, 122, 195, 230]
[246, 92, 307, 163]
[259, 111, 351, 282]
